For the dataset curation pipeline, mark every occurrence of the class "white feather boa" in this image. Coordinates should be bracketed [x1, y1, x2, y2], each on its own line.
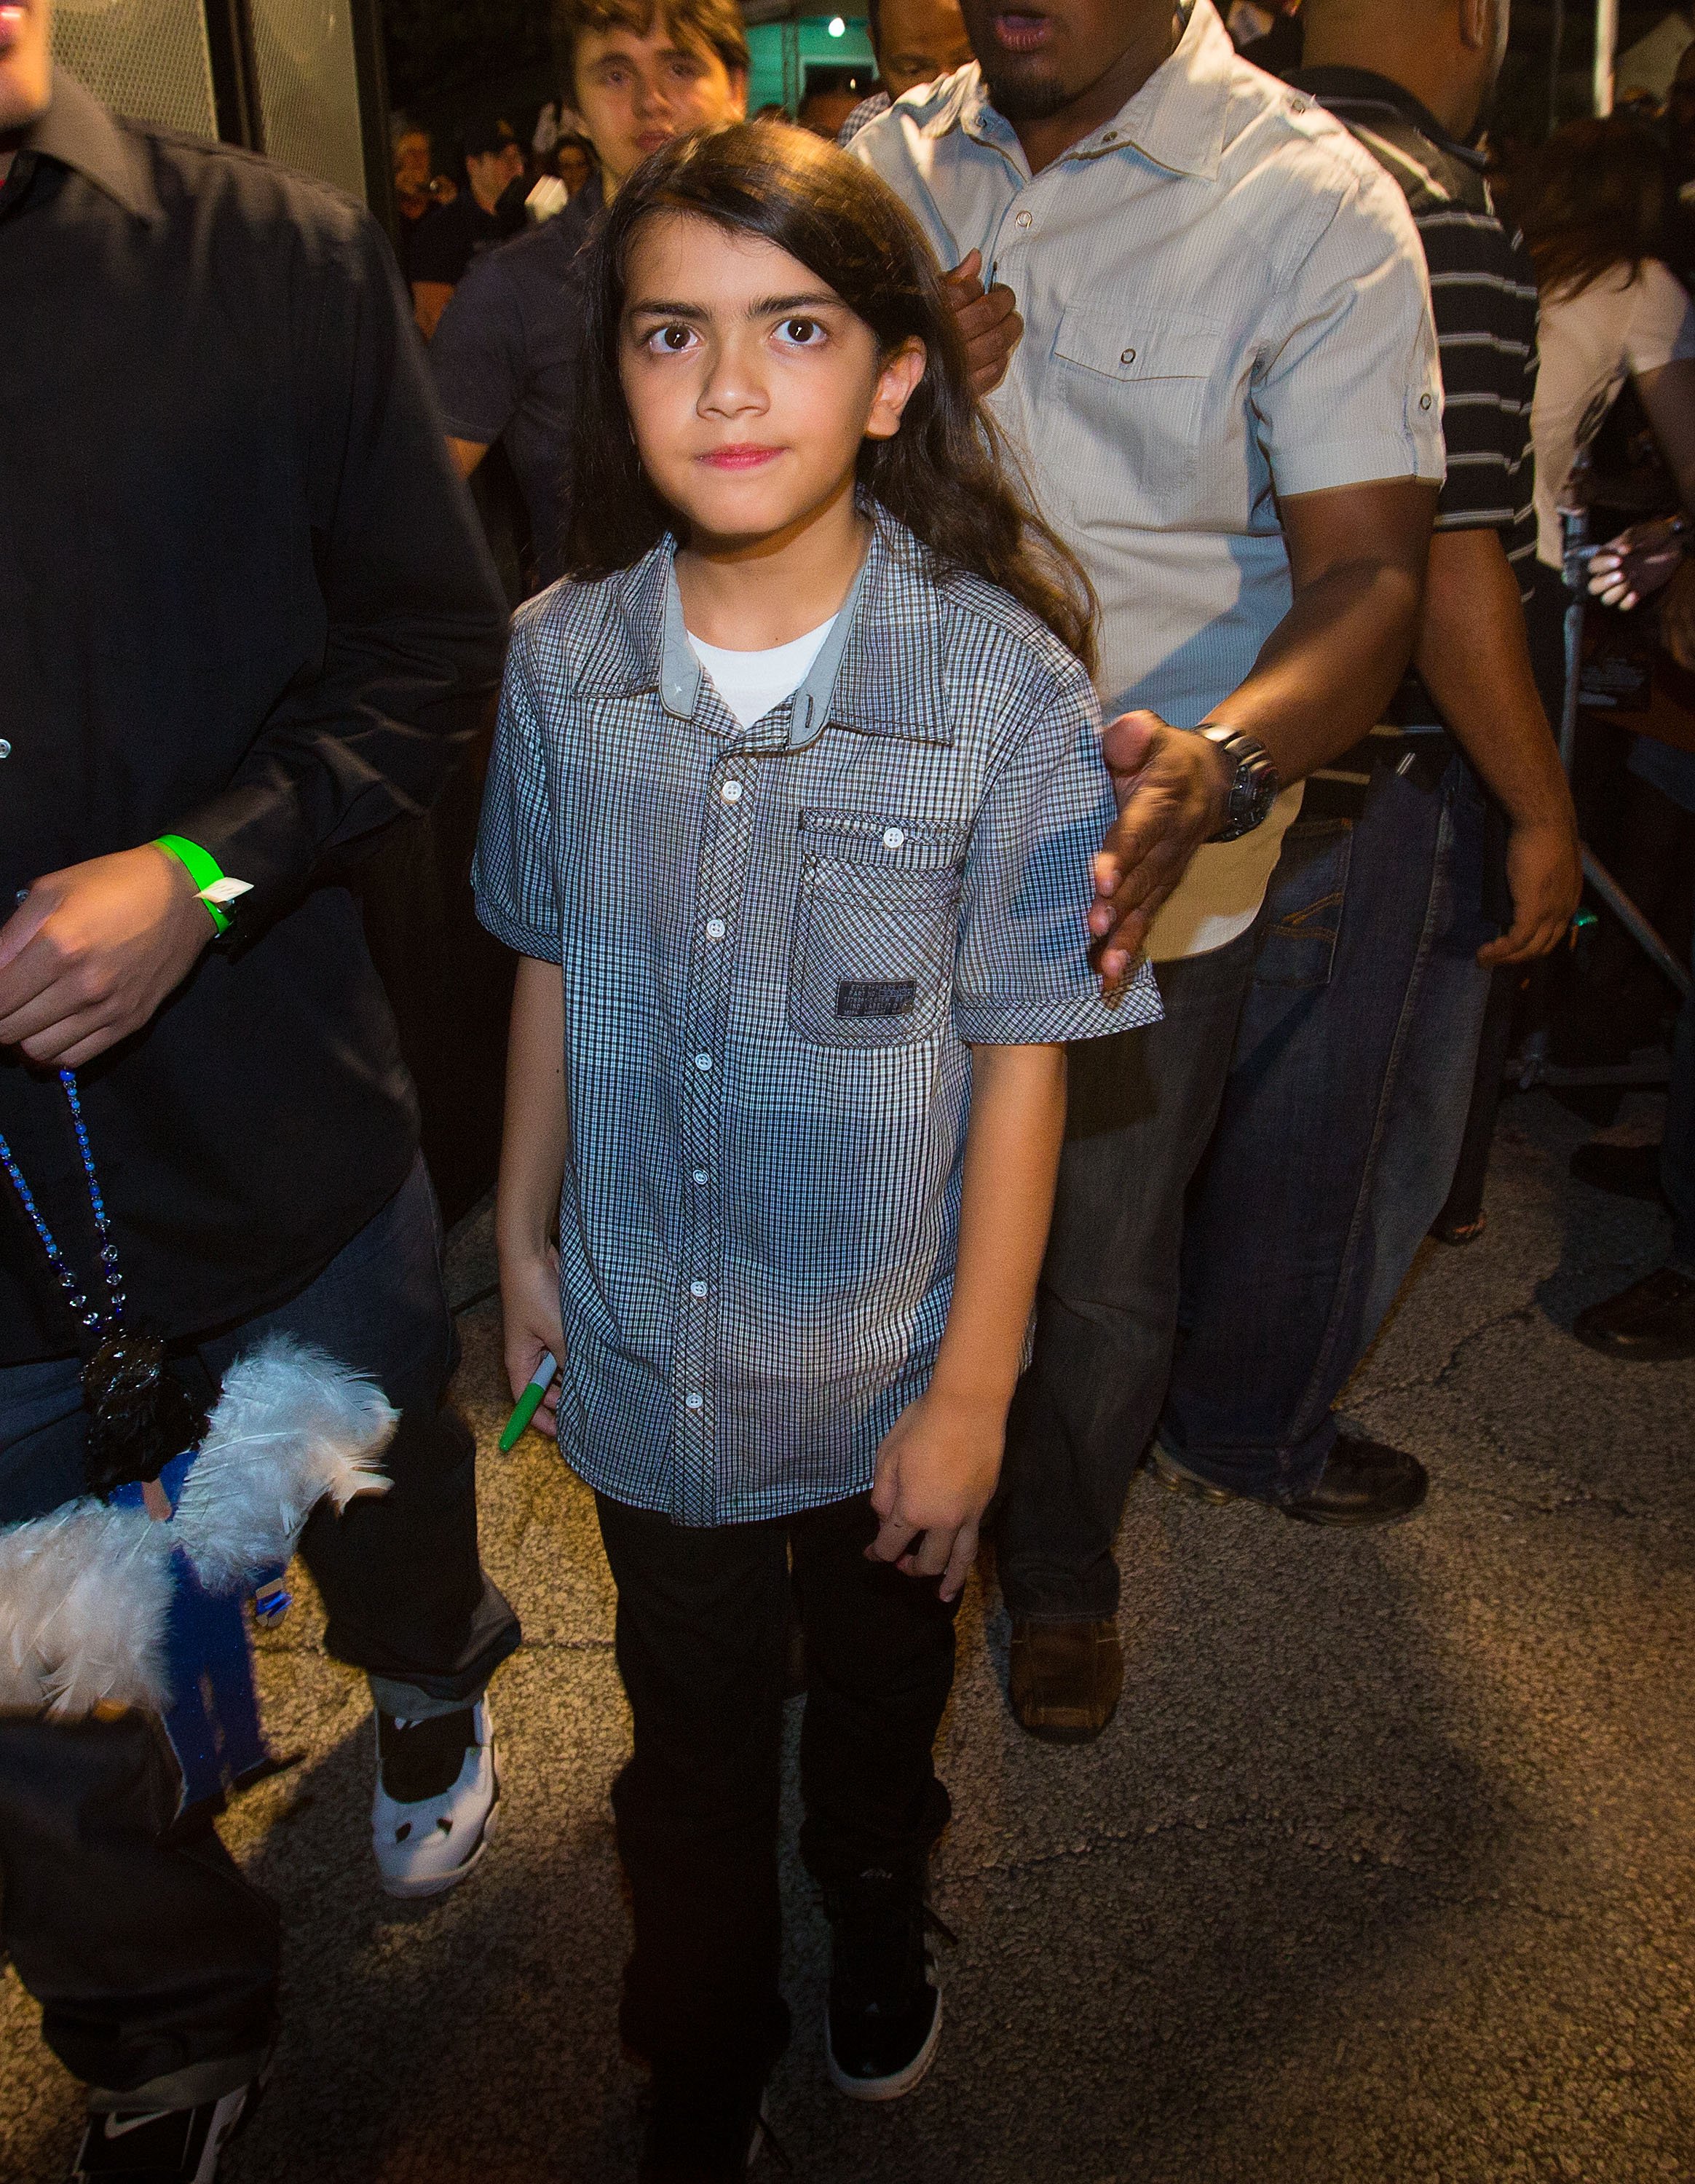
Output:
[0, 1334, 395, 1716]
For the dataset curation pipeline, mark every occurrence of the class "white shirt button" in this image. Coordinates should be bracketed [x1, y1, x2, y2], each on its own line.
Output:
[1102, 130, 1118, 142]
[882, 826, 905, 850]
[1420, 392, 1434, 410]
[690, 1280, 708, 1298]
[1121, 347, 1137, 365]
[1290, 98, 1308, 113]
[705, 918, 727, 940]
[720, 779, 743, 803]
[684, 1390, 703, 1411]
[1014, 210, 1033, 229]
[694, 1052, 712, 1072]
[692, 1168, 709, 1185]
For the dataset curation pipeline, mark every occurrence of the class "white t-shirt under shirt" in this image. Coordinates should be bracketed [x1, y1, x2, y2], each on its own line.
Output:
[688, 617, 837, 730]
[1532, 258, 1695, 568]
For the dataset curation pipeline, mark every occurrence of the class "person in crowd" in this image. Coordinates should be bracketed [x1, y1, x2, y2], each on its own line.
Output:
[1230, 0, 1303, 70]
[1520, 118, 1695, 658]
[798, 75, 872, 138]
[409, 114, 528, 338]
[428, 0, 749, 587]
[391, 114, 454, 286]
[1512, 116, 1695, 1359]
[0, 12, 518, 2180]
[1150, 0, 1581, 1529]
[478, 120, 1158, 2182]
[555, 128, 597, 194]
[837, 0, 976, 141]
[852, 0, 1443, 1745]
[1664, 39, 1695, 285]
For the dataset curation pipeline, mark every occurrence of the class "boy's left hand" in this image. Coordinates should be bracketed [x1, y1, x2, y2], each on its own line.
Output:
[866, 1385, 1006, 1602]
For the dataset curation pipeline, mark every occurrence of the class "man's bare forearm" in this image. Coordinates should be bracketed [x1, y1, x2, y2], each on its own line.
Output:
[1201, 478, 1438, 783]
[1088, 477, 1437, 976]
[1412, 527, 1572, 824]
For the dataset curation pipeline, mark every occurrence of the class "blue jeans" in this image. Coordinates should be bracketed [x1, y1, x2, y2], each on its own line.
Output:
[997, 924, 1262, 1620]
[1158, 756, 1496, 1500]
[0, 1156, 518, 2101]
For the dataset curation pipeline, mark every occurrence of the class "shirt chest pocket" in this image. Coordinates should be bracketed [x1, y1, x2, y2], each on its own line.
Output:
[1044, 303, 1228, 523]
[788, 810, 968, 1049]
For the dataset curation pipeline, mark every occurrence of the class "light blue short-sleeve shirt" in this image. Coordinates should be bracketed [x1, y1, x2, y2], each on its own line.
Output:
[850, 0, 1445, 957]
[474, 518, 1160, 1525]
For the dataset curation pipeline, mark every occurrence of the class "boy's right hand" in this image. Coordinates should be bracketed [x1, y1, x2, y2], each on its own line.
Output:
[499, 1246, 566, 1439]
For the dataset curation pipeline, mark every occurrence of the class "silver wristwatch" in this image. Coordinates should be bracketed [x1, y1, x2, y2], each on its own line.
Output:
[1197, 724, 1281, 842]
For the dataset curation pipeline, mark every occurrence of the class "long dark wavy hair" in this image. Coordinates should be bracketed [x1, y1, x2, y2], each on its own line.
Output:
[561, 120, 1097, 672]
[1512, 115, 1669, 303]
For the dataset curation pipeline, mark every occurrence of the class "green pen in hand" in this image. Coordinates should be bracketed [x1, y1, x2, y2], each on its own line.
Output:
[499, 1351, 558, 1452]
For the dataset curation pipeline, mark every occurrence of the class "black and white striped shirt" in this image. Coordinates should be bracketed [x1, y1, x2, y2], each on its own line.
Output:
[1288, 68, 1540, 803]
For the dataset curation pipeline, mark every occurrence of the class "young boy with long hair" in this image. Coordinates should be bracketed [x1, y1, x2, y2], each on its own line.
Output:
[474, 122, 1158, 2180]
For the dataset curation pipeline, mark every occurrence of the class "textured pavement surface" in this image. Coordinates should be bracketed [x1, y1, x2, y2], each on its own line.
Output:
[2, 1088, 1693, 2183]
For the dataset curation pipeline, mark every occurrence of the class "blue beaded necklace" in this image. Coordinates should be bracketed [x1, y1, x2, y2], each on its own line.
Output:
[0, 1069, 206, 1497]
[0, 1069, 125, 1338]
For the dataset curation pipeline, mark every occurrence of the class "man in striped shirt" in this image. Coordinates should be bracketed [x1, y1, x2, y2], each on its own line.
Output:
[1155, 0, 1582, 1525]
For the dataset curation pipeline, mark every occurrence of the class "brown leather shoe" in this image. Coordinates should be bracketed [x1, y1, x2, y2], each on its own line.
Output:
[1573, 1263, 1695, 1360]
[1008, 1618, 1123, 1744]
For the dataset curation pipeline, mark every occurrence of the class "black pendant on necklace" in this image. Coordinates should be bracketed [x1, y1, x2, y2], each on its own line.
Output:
[82, 1326, 209, 1499]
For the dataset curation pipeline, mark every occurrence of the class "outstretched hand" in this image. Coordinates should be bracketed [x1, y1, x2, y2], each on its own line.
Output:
[0, 847, 215, 1068]
[1088, 712, 1232, 985]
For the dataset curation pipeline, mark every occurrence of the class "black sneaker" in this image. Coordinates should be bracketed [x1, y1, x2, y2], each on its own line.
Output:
[822, 1867, 944, 2102]
[72, 2081, 262, 2183]
[637, 2062, 769, 2182]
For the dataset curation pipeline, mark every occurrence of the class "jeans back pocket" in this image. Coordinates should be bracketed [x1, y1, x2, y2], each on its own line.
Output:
[1252, 818, 1353, 991]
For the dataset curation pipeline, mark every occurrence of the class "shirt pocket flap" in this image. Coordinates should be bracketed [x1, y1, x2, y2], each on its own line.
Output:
[1053, 302, 1225, 384]
[798, 807, 968, 872]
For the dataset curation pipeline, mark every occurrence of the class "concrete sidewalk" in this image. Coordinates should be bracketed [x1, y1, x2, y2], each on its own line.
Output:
[2, 1089, 1692, 2183]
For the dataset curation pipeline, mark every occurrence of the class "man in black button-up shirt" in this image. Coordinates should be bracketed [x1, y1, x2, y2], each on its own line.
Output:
[0, 15, 520, 2167]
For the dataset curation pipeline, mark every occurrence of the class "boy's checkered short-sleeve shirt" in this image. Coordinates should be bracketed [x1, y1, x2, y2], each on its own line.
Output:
[474, 516, 1161, 1525]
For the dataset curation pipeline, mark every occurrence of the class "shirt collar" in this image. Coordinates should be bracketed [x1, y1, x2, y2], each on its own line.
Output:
[955, 0, 1234, 182]
[19, 66, 161, 219]
[1284, 64, 1488, 173]
[608, 516, 952, 747]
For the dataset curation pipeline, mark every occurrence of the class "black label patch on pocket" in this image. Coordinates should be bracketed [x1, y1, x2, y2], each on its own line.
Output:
[837, 978, 918, 1019]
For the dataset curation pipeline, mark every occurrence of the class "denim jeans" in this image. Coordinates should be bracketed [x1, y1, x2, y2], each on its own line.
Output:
[996, 924, 1261, 1621]
[0, 1155, 519, 2100]
[1158, 756, 1496, 1501]
[595, 1492, 957, 2077]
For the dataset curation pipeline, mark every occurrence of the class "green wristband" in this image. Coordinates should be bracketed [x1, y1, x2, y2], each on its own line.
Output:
[153, 834, 233, 936]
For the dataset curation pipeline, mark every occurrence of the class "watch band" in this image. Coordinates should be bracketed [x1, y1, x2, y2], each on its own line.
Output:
[1197, 726, 1280, 844]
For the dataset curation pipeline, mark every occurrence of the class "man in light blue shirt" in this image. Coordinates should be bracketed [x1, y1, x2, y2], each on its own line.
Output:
[853, 0, 1445, 1741]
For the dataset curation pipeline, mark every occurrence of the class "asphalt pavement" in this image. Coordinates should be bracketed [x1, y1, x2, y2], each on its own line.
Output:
[1, 1087, 1691, 2183]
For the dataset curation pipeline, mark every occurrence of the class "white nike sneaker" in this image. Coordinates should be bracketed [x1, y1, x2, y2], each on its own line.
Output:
[371, 1699, 498, 1899]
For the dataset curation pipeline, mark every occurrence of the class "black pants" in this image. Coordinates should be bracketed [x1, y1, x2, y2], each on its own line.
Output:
[595, 1491, 958, 2077]
[0, 1158, 520, 2102]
